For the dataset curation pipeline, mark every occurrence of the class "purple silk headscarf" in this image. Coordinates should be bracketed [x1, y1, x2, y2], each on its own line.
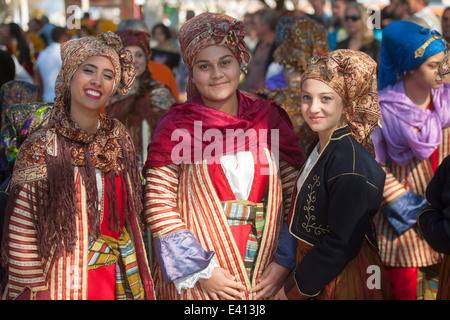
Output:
[372, 80, 450, 166]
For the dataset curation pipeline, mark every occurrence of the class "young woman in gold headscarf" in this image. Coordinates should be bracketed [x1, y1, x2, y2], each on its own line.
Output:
[1, 32, 155, 300]
[265, 50, 392, 300]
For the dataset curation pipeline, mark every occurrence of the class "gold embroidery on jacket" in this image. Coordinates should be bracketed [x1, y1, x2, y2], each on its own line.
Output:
[302, 175, 330, 235]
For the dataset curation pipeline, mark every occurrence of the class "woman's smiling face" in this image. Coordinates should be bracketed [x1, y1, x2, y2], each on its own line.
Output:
[191, 45, 241, 110]
[70, 55, 115, 114]
[301, 78, 347, 142]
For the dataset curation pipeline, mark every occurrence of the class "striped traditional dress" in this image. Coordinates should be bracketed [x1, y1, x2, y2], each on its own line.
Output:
[374, 127, 450, 299]
[3, 168, 153, 300]
[144, 155, 298, 300]
[374, 127, 450, 268]
[2, 120, 155, 300]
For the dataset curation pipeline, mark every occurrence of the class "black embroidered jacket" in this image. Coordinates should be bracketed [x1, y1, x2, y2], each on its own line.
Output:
[289, 126, 386, 295]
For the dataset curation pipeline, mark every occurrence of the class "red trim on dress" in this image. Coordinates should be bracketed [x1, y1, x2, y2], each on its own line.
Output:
[88, 174, 126, 300]
[207, 148, 269, 259]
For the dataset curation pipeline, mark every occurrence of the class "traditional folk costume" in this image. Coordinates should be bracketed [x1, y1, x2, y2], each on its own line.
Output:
[418, 155, 450, 300]
[266, 17, 329, 156]
[418, 51, 450, 300]
[106, 30, 175, 171]
[280, 50, 392, 300]
[143, 12, 304, 300]
[372, 21, 449, 300]
[0, 101, 52, 289]
[1, 32, 155, 300]
[0, 80, 41, 179]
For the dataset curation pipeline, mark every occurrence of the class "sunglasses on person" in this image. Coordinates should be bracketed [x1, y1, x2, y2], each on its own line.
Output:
[345, 15, 361, 21]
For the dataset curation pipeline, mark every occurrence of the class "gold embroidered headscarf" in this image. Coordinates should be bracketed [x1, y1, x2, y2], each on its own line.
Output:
[178, 12, 251, 98]
[273, 16, 329, 72]
[300, 49, 381, 156]
[54, 31, 135, 117]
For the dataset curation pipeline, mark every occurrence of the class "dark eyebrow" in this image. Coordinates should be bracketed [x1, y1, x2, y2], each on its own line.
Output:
[84, 63, 114, 74]
[194, 54, 234, 65]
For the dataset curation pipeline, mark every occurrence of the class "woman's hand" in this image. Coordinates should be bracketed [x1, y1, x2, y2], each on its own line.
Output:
[198, 267, 246, 300]
[250, 261, 291, 300]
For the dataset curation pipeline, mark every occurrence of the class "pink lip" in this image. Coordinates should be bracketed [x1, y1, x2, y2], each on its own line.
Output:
[84, 88, 102, 100]
[309, 116, 324, 122]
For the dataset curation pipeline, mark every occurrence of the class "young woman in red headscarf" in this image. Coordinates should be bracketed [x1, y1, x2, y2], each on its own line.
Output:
[143, 12, 304, 300]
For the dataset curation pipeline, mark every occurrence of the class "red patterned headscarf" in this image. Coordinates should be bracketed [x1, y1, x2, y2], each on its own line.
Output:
[178, 12, 251, 98]
[54, 31, 135, 117]
[301, 49, 381, 156]
[115, 29, 152, 58]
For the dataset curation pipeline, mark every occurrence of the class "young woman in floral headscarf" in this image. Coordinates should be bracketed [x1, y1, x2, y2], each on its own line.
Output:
[143, 12, 304, 300]
[1, 32, 155, 300]
[266, 49, 392, 300]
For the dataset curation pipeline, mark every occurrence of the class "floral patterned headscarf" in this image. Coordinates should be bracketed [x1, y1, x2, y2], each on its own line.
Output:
[53, 31, 135, 117]
[273, 16, 329, 72]
[439, 49, 450, 79]
[300, 49, 381, 156]
[178, 12, 251, 98]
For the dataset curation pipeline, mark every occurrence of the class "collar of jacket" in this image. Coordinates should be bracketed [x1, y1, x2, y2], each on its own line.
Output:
[329, 125, 352, 142]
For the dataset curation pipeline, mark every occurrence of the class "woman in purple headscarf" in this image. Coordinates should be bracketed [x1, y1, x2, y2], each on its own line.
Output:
[372, 20, 450, 300]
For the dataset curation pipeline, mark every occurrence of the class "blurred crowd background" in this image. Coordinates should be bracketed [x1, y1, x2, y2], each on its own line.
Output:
[0, 0, 447, 103]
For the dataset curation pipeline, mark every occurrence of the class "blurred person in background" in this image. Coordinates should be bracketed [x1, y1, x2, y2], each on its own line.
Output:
[0, 50, 15, 90]
[265, 16, 328, 156]
[327, 0, 355, 50]
[27, 18, 46, 63]
[307, 0, 333, 30]
[388, 0, 410, 21]
[407, 0, 442, 33]
[116, 18, 179, 100]
[0, 24, 33, 84]
[37, 16, 55, 46]
[33, 27, 70, 102]
[441, 7, 450, 43]
[6, 23, 34, 77]
[107, 29, 175, 172]
[335, 2, 381, 70]
[151, 23, 181, 73]
[243, 12, 258, 52]
[243, 7, 278, 94]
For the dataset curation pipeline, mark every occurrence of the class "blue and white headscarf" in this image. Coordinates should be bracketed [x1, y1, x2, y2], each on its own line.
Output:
[378, 21, 446, 91]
